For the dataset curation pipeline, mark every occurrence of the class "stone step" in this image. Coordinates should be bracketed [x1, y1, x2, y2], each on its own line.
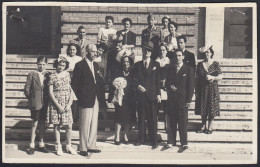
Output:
[6, 63, 55, 69]
[5, 70, 253, 79]
[5, 128, 252, 143]
[221, 66, 252, 73]
[6, 57, 56, 63]
[222, 73, 252, 79]
[218, 80, 252, 86]
[5, 108, 252, 120]
[5, 140, 253, 155]
[5, 90, 253, 102]
[5, 82, 253, 95]
[5, 99, 253, 110]
[5, 118, 252, 131]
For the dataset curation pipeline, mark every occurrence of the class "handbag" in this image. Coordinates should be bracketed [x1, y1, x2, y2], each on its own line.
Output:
[160, 89, 168, 100]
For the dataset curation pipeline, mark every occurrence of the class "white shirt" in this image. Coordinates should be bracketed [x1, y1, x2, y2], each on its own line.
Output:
[66, 55, 82, 71]
[143, 58, 151, 69]
[37, 71, 44, 86]
[156, 57, 170, 67]
[85, 58, 96, 83]
[176, 62, 184, 73]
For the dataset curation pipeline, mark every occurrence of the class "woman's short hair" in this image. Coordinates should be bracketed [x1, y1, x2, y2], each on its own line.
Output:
[161, 16, 171, 24]
[168, 21, 178, 31]
[122, 18, 133, 26]
[205, 47, 214, 59]
[159, 42, 169, 52]
[105, 16, 114, 23]
[121, 55, 134, 67]
[66, 43, 80, 56]
[53, 58, 69, 70]
[37, 56, 48, 64]
[96, 43, 108, 53]
[77, 26, 86, 33]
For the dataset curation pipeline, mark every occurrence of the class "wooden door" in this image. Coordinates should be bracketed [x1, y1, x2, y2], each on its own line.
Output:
[224, 7, 252, 58]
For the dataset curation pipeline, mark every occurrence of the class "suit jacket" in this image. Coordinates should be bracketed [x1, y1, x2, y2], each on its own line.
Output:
[141, 26, 161, 48]
[71, 59, 105, 108]
[183, 50, 196, 70]
[166, 63, 194, 109]
[24, 71, 50, 111]
[117, 30, 137, 46]
[70, 37, 91, 58]
[133, 60, 161, 102]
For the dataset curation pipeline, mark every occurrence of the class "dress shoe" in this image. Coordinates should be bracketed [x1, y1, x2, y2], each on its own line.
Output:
[79, 151, 88, 156]
[115, 141, 121, 145]
[206, 129, 213, 134]
[123, 139, 129, 145]
[151, 144, 158, 149]
[87, 149, 101, 153]
[196, 128, 206, 133]
[27, 147, 35, 155]
[134, 142, 143, 146]
[38, 146, 50, 153]
[177, 145, 188, 153]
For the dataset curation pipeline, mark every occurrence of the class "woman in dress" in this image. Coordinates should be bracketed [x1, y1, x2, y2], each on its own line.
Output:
[48, 57, 77, 155]
[164, 21, 181, 60]
[108, 51, 136, 145]
[160, 16, 171, 43]
[195, 45, 223, 134]
[66, 43, 82, 77]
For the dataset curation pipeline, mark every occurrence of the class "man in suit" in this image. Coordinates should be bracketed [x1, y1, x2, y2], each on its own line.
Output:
[177, 35, 196, 71]
[133, 41, 161, 149]
[70, 26, 91, 58]
[141, 13, 161, 60]
[72, 44, 104, 156]
[165, 49, 195, 152]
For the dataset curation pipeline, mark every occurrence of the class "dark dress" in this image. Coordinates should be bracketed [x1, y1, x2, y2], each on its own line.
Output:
[195, 61, 222, 120]
[108, 69, 136, 125]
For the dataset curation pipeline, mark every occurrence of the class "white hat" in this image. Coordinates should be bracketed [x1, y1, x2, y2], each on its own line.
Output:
[199, 45, 213, 53]
[115, 49, 133, 63]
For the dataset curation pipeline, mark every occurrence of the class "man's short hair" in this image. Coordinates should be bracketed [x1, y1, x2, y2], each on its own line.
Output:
[77, 26, 86, 33]
[177, 35, 187, 43]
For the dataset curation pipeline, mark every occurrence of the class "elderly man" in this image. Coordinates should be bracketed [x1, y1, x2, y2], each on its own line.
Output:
[70, 26, 91, 58]
[72, 44, 105, 156]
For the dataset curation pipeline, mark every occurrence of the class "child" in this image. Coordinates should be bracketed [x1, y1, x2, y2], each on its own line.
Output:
[24, 56, 51, 155]
[48, 57, 77, 156]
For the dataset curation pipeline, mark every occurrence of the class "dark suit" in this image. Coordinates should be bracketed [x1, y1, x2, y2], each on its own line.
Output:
[183, 50, 196, 70]
[72, 59, 105, 108]
[133, 60, 160, 145]
[166, 63, 194, 146]
[72, 59, 105, 151]
[141, 27, 161, 60]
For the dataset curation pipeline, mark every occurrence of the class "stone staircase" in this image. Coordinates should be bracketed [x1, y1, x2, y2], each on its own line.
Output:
[4, 55, 253, 154]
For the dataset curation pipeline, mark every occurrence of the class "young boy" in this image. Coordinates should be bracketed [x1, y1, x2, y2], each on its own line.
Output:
[24, 56, 51, 155]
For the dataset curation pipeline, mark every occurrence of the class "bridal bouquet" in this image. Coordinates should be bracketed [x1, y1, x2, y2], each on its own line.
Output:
[111, 77, 127, 106]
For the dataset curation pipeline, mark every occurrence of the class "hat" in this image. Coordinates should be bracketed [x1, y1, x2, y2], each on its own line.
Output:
[57, 55, 68, 62]
[143, 41, 154, 51]
[116, 49, 133, 63]
[199, 45, 213, 53]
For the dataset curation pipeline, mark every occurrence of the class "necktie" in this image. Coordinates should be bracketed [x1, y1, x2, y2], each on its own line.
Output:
[177, 65, 180, 73]
[80, 40, 84, 49]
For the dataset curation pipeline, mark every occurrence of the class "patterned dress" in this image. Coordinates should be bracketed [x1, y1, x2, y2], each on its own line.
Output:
[195, 61, 222, 120]
[47, 71, 73, 125]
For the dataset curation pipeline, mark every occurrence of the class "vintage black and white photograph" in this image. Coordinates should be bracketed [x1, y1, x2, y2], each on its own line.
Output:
[2, 2, 257, 164]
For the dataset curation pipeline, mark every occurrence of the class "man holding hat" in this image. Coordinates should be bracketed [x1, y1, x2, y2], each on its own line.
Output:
[141, 13, 161, 60]
[133, 41, 161, 149]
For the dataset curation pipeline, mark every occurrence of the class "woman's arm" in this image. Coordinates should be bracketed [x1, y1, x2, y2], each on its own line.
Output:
[49, 85, 64, 112]
[64, 85, 74, 111]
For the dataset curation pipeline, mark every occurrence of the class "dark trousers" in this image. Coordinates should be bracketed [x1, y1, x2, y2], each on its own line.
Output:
[168, 107, 188, 146]
[137, 98, 158, 145]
